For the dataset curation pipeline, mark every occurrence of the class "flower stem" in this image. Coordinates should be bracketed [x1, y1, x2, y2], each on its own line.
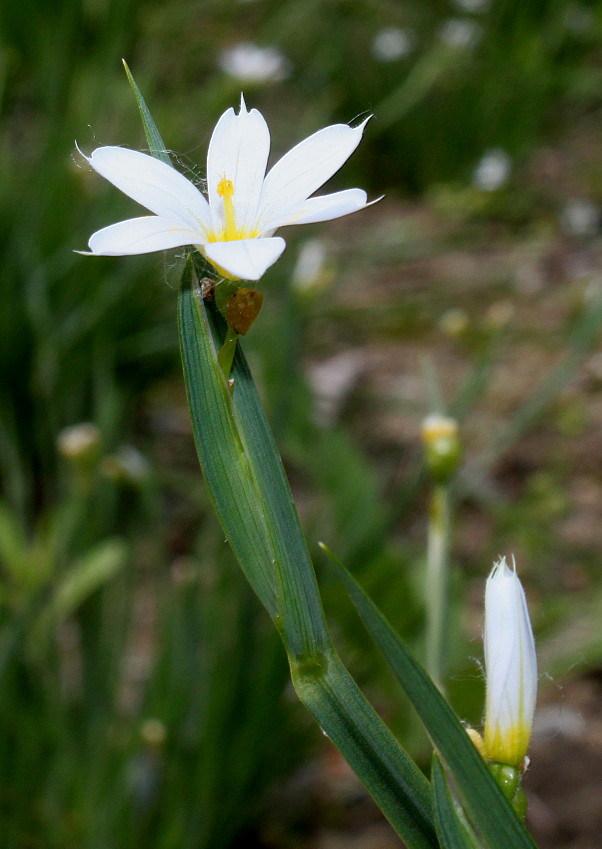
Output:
[425, 483, 451, 693]
[217, 325, 239, 379]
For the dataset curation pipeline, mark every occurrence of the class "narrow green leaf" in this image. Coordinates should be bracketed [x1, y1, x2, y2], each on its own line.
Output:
[123, 60, 172, 166]
[292, 650, 438, 849]
[178, 264, 439, 848]
[326, 548, 538, 849]
[50, 539, 127, 621]
[211, 308, 329, 658]
[0, 501, 27, 577]
[178, 261, 279, 616]
[432, 755, 478, 849]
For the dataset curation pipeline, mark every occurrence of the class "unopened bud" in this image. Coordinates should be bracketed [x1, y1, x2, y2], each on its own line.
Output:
[484, 557, 537, 769]
[421, 414, 460, 483]
[101, 446, 150, 486]
[465, 726, 486, 759]
[488, 762, 527, 821]
[140, 718, 166, 748]
[57, 423, 101, 465]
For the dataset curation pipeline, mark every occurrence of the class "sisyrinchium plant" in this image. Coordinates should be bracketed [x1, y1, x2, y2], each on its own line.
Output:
[78, 63, 541, 849]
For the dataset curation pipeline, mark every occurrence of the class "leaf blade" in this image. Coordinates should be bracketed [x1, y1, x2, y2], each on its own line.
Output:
[177, 265, 438, 848]
[432, 755, 478, 849]
[123, 60, 172, 166]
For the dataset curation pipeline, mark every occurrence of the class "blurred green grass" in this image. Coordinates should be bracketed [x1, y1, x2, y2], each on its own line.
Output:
[2, 0, 602, 845]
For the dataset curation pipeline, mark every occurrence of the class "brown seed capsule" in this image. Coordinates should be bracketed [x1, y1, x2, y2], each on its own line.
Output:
[225, 287, 263, 335]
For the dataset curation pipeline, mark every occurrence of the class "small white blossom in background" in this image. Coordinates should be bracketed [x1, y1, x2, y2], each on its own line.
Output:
[483, 556, 538, 768]
[483, 299, 516, 331]
[452, 0, 490, 13]
[57, 422, 101, 463]
[80, 96, 374, 282]
[472, 148, 512, 192]
[438, 307, 470, 338]
[438, 18, 482, 49]
[560, 198, 600, 238]
[371, 27, 415, 62]
[308, 351, 365, 428]
[292, 238, 330, 294]
[101, 446, 151, 485]
[218, 42, 290, 84]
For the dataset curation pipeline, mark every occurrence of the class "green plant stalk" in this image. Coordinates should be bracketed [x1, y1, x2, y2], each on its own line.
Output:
[425, 483, 451, 692]
[129, 67, 437, 847]
[217, 326, 239, 378]
[431, 755, 479, 849]
[178, 264, 438, 849]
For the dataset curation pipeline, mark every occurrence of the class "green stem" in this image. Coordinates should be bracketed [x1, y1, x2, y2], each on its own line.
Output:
[425, 483, 451, 692]
[217, 325, 239, 379]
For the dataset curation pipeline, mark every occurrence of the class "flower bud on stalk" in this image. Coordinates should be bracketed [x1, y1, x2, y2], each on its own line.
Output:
[421, 414, 460, 484]
[483, 557, 537, 769]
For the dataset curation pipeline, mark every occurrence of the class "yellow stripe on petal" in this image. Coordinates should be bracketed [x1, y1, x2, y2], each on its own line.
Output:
[484, 721, 531, 767]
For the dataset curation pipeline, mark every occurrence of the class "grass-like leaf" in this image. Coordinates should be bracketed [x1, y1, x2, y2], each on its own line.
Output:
[431, 755, 478, 849]
[178, 265, 438, 849]
[123, 59, 172, 166]
[324, 547, 538, 849]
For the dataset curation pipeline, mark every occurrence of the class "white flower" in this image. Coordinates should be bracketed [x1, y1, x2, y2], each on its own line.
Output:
[80, 96, 372, 282]
[483, 556, 537, 767]
[371, 27, 415, 62]
[473, 149, 511, 192]
[560, 198, 600, 238]
[292, 238, 328, 293]
[218, 42, 290, 84]
[438, 18, 482, 49]
[452, 0, 490, 13]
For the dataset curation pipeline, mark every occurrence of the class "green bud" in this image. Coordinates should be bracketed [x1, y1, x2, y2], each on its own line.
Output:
[511, 787, 527, 822]
[488, 761, 527, 820]
[488, 762, 520, 802]
[421, 414, 460, 483]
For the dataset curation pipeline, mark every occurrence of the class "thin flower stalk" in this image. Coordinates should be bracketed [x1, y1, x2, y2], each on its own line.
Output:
[424, 483, 451, 692]
[421, 414, 460, 692]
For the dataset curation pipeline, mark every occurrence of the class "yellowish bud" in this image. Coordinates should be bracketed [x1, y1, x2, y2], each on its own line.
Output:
[421, 414, 460, 483]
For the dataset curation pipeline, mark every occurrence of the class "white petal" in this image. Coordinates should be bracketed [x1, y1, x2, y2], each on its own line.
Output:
[83, 147, 211, 234]
[262, 188, 369, 231]
[258, 118, 369, 228]
[87, 216, 203, 255]
[484, 557, 537, 762]
[202, 237, 285, 281]
[206, 97, 271, 236]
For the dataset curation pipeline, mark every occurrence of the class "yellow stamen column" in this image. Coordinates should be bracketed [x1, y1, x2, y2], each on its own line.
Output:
[217, 178, 237, 240]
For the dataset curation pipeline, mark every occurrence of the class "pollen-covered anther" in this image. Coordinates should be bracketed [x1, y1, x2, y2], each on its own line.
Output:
[216, 178, 234, 197]
[217, 177, 237, 239]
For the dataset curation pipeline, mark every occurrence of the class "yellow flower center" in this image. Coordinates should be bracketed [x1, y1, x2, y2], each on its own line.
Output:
[216, 177, 237, 240]
[200, 176, 260, 280]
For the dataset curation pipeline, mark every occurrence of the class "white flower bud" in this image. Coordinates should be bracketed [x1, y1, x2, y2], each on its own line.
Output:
[483, 556, 537, 767]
